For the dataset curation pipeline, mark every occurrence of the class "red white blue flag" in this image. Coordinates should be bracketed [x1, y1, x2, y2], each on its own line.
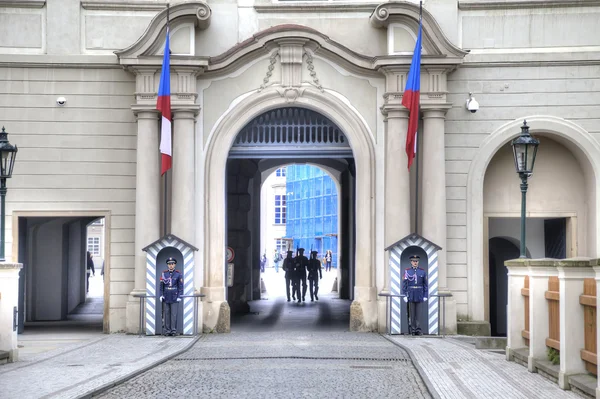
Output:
[157, 26, 171, 176]
[402, 17, 423, 171]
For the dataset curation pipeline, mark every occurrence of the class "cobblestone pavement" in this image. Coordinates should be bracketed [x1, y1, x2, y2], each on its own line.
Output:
[387, 336, 580, 399]
[97, 331, 431, 399]
[0, 334, 196, 399]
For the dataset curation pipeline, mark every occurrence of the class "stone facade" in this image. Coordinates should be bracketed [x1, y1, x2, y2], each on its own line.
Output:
[1, 0, 599, 334]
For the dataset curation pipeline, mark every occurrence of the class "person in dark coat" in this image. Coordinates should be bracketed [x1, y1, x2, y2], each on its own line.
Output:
[159, 257, 184, 336]
[402, 255, 428, 336]
[86, 251, 95, 293]
[282, 250, 295, 302]
[294, 248, 309, 303]
[307, 250, 322, 301]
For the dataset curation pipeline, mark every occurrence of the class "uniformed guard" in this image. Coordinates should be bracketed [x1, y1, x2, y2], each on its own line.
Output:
[294, 248, 309, 303]
[402, 255, 428, 336]
[159, 257, 184, 336]
[307, 250, 322, 301]
[282, 250, 295, 302]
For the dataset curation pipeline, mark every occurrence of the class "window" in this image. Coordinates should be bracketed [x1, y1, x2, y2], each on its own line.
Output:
[274, 194, 287, 224]
[87, 237, 100, 256]
[276, 167, 286, 177]
[275, 239, 287, 253]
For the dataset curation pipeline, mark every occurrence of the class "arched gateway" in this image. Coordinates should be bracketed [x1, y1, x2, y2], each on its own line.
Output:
[116, 1, 465, 334]
[204, 88, 377, 332]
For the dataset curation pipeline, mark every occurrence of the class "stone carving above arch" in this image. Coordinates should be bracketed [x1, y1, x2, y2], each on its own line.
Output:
[115, 1, 211, 65]
[370, 1, 468, 63]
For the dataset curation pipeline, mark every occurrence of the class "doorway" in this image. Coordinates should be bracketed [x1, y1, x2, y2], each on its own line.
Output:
[487, 216, 568, 336]
[15, 213, 109, 334]
[225, 107, 356, 330]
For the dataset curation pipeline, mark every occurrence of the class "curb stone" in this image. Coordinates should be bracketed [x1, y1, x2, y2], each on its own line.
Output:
[381, 334, 441, 399]
[79, 336, 201, 399]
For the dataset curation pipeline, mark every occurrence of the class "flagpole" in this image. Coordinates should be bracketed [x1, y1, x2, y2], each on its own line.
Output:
[414, 1, 422, 235]
[162, 3, 170, 237]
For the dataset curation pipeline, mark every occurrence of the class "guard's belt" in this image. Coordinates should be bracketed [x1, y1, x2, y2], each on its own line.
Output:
[409, 286, 423, 288]
[165, 287, 178, 290]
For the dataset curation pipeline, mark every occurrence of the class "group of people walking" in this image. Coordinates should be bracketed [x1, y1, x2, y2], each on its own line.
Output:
[282, 248, 323, 303]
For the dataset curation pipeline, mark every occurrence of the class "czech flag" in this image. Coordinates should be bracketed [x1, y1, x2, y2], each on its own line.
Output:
[157, 26, 171, 176]
[402, 19, 423, 171]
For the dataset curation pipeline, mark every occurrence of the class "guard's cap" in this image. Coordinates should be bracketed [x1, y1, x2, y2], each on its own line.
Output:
[298, 248, 305, 252]
[409, 255, 420, 260]
[287, 250, 293, 255]
[311, 250, 318, 254]
[166, 257, 177, 265]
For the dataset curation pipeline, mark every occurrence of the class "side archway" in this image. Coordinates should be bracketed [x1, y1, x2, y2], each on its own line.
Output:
[202, 87, 378, 332]
[466, 116, 600, 321]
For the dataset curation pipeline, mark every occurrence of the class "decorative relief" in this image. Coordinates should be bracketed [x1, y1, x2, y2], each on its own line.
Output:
[257, 50, 279, 92]
[304, 51, 324, 93]
[275, 87, 306, 103]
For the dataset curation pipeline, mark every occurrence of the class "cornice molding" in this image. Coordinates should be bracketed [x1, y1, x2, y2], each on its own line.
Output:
[370, 1, 468, 60]
[116, 1, 211, 63]
[458, 0, 600, 10]
[0, 0, 45, 8]
[254, 3, 380, 13]
[81, 0, 168, 11]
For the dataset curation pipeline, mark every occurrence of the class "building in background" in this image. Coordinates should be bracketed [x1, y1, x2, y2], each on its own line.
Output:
[286, 165, 338, 268]
[260, 168, 287, 267]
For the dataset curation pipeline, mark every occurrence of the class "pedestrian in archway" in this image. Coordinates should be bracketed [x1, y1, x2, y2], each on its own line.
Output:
[308, 250, 322, 301]
[86, 251, 95, 293]
[282, 250, 295, 302]
[273, 249, 282, 273]
[295, 248, 309, 303]
[260, 253, 267, 273]
[325, 250, 332, 272]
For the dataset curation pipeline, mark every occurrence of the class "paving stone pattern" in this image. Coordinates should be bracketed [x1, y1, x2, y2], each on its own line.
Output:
[98, 332, 432, 399]
[0, 335, 194, 399]
[389, 336, 581, 399]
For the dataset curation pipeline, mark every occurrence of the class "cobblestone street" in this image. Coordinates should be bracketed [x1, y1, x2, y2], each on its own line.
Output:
[97, 331, 431, 399]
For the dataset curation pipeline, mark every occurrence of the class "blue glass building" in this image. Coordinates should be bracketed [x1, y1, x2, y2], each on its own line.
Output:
[285, 165, 338, 268]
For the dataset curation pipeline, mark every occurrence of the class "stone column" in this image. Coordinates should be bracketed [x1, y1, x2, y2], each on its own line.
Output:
[126, 109, 160, 334]
[379, 67, 413, 333]
[557, 259, 594, 389]
[382, 103, 411, 291]
[421, 106, 456, 333]
[0, 263, 22, 362]
[527, 260, 558, 372]
[171, 108, 198, 243]
[505, 259, 529, 361]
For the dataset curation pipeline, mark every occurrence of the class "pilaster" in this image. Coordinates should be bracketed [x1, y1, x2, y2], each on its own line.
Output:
[557, 259, 594, 389]
[505, 259, 529, 360]
[527, 260, 558, 372]
[171, 107, 199, 244]
[127, 108, 160, 334]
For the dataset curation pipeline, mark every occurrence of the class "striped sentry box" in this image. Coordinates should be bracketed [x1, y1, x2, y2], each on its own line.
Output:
[143, 234, 198, 336]
[387, 233, 441, 335]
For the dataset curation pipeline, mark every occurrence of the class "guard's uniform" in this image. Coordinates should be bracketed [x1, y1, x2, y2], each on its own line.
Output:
[307, 251, 322, 301]
[159, 258, 183, 336]
[402, 257, 428, 335]
[294, 249, 309, 303]
[282, 251, 295, 301]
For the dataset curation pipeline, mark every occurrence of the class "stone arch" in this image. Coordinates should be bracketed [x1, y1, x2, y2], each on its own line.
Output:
[466, 116, 600, 321]
[202, 87, 377, 331]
